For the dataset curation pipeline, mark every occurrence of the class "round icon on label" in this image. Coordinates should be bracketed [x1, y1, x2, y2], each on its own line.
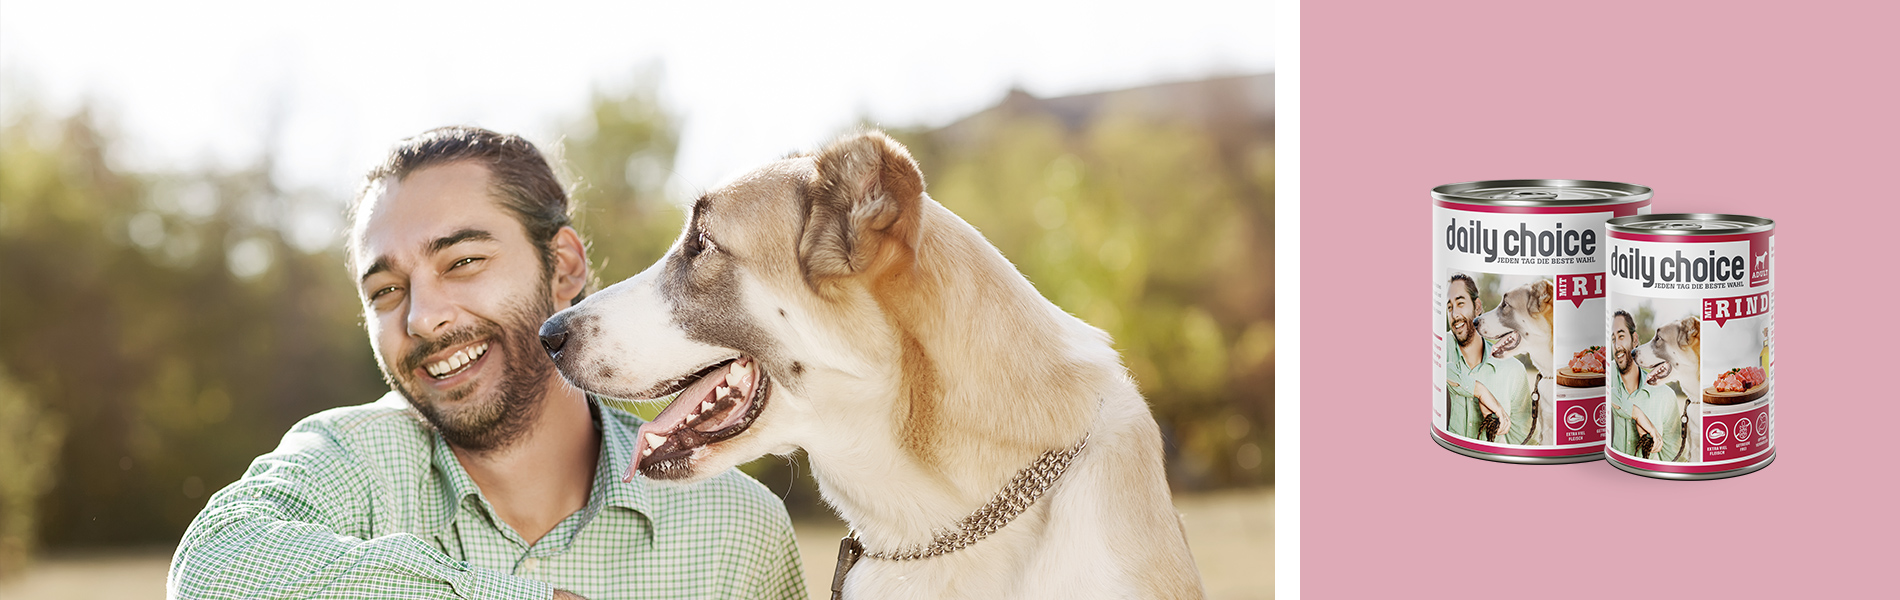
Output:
[1706, 421, 1730, 446]
[1565, 406, 1588, 431]
[1756, 411, 1769, 437]
[1594, 402, 1608, 427]
[1736, 418, 1752, 442]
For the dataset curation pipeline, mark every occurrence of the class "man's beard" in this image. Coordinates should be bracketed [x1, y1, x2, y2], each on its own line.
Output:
[1613, 343, 1633, 372]
[381, 290, 558, 453]
[1451, 313, 1476, 346]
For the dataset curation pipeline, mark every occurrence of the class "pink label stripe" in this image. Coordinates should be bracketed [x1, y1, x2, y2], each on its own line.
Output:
[1610, 231, 1771, 244]
[1433, 425, 1604, 456]
[1436, 199, 1650, 215]
[1606, 447, 1774, 474]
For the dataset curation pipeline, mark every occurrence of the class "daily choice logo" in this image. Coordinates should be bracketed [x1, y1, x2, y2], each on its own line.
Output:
[1444, 218, 1596, 263]
[1610, 244, 1749, 288]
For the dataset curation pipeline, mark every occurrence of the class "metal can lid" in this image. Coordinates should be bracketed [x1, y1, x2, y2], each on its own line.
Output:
[1608, 213, 1774, 236]
[1432, 179, 1653, 207]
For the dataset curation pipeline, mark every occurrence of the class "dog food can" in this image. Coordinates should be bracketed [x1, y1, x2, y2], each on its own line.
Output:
[1433, 180, 1652, 464]
[1604, 214, 1775, 480]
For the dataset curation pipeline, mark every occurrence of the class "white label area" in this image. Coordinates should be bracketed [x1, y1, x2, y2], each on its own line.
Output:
[1604, 234, 1774, 469]
[1433, 205, 1644, 454]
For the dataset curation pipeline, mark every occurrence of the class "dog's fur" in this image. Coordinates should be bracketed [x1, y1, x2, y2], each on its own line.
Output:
[1634, 315, 1701, 396]
[543, 131, 1204, 598]
[1475, 279, 1556, 444]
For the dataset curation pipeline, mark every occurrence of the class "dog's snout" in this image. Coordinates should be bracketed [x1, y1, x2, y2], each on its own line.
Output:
[539, 315, 570, 357]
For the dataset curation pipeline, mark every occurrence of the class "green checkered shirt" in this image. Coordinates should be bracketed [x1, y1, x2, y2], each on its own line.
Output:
[169, 392, 806, 599]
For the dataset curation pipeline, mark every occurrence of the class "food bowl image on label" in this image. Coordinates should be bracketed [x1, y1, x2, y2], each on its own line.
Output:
[1432, 180, 1652, 464]
[1604, 214, 1775, 480]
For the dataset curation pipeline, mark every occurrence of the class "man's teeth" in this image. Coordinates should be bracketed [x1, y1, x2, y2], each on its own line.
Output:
[426, 343, 489, 377]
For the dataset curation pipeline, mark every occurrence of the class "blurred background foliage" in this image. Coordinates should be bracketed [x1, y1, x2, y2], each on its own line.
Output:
[0, 74, 1270, 563]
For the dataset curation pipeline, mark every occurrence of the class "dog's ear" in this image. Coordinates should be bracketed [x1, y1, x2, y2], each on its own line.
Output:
[800, 130, 925, 283]
[1677, 316, 1700, 347]
[1530, 279, 1554, 312]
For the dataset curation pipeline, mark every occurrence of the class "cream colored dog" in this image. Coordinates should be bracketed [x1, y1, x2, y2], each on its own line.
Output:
[539, 131, 1205, 598]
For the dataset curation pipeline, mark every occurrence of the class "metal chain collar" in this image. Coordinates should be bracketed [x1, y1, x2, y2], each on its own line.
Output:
[852, 434, 1089, 561]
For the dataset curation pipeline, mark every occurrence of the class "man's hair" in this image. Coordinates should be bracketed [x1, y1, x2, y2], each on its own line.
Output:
[1448, 273, 1480, 304]
[349, 126, 587, 303]
[1611, 310, 1636, 337]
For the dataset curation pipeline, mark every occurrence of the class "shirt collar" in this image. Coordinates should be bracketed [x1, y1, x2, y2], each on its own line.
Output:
[1451, 339, 1494, 373]
[592, 396, 652, 515]
[424, 396, 653, 536]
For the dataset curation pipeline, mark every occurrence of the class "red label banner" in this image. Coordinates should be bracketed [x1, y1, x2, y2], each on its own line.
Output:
[1555, 273, 1605, 308]
[1702, 292, 1771, 327]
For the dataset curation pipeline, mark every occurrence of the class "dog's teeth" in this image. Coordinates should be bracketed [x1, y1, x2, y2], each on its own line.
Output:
[644, 432, 667, 448]
[715, 386, 730, 400]
[642, 447, 653, 456]
[701, 400, 716, 412]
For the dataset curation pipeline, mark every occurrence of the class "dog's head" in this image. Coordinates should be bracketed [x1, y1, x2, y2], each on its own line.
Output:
[1633, 316, 1700, 388]
[1474, 279, 1553, 359]
[538, 130, 928, 483]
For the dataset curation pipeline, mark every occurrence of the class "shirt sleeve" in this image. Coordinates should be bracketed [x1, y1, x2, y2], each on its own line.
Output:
[754, 509, 808, 600]
[168, 417, 552, 600]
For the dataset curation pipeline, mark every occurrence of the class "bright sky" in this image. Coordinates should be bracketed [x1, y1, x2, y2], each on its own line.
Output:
[2, 0, 1272, 204]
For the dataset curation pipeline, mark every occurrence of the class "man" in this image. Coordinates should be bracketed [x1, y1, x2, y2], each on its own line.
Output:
[1443, 274, 1531, 443]
[169, 126, 807, 599]
[1610, 310, 1684, 461]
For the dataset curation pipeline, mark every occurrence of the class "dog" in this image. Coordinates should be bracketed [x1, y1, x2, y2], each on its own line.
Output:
[538, 131, 1205, 598]
[1474, 279, 1555, 444]
[1634, 315, 1700, 397]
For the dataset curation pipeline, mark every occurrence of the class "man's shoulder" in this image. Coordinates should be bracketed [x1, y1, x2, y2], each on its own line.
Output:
[277, 392, 434, 462]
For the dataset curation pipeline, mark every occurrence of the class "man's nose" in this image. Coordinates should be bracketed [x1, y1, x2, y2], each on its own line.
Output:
[539, 312, 570, 358]
[405, 278, 454, 337]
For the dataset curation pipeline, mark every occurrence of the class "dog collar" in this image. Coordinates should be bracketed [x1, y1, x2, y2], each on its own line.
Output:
[829, 433, 1090, 598]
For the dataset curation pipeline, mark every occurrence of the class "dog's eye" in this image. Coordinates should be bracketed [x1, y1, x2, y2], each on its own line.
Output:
[695, 231, 717, 256]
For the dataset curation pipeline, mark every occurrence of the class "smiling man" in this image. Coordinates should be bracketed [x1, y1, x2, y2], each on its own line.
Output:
[169, 126, 806, 599]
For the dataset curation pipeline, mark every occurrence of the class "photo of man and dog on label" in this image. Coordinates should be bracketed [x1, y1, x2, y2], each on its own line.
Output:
[1607, 303, 1698, 463]
[1442, 272, 1550, 447]
[0, 2, 1271, 599]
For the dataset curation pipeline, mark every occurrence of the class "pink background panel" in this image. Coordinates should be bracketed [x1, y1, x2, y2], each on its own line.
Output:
[1303, 1, 1898, 597]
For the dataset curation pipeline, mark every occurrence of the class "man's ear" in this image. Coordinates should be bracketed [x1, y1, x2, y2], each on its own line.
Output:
[800, 130, 925, 284]
[550, 225, 590, 309]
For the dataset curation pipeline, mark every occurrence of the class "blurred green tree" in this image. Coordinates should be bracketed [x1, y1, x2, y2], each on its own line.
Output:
[889, 80, 1274, 488]
[0, 365, 64, 579]
[1, 104, 387, 549]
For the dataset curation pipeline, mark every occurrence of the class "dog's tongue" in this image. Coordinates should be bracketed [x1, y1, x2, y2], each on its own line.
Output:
[626, 367, 727, 481]
[1492, 332, 1518, 358]
[1646, 362, 1669, 385]
[625, 358, 758, 482]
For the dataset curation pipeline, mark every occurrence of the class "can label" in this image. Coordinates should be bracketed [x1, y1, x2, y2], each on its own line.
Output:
[1433, 201, 1648, 457]
[1605, 230, 1774, 473]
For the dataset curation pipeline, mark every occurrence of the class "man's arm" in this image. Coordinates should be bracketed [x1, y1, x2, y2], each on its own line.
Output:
[169, 416, 552, 600]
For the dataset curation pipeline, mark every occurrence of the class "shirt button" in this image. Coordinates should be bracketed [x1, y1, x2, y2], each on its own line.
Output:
[521, 557, 539, 573]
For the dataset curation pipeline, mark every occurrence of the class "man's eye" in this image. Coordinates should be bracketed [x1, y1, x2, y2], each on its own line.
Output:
[369, 286, 401, 302]
[450, 256, 483, 270]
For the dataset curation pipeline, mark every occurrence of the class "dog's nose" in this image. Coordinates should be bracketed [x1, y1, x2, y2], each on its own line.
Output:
[539, 315, 569, 357]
